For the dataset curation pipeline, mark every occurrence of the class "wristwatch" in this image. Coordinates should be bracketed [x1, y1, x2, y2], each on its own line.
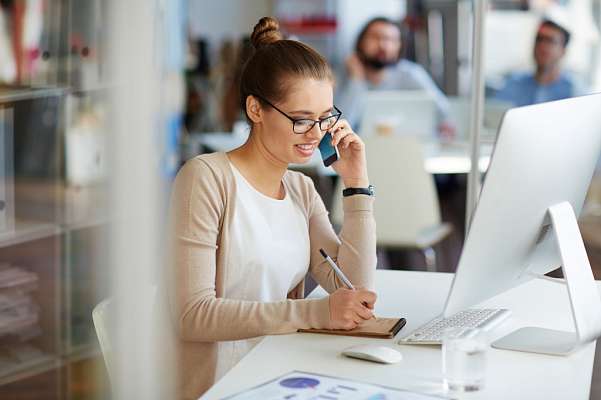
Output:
[342, 184, 375, 197]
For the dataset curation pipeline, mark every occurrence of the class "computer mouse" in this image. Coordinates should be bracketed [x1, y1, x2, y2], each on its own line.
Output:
[341, 344, 403, 364]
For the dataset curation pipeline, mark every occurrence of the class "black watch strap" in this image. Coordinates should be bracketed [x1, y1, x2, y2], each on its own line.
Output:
[342, 185, 375, 197]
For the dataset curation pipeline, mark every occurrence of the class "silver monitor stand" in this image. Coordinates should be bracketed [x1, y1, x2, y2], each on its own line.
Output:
[492, 201, 601, 355]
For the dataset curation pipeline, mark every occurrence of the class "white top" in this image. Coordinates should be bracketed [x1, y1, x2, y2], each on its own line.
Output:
[228, 163, 310, 302]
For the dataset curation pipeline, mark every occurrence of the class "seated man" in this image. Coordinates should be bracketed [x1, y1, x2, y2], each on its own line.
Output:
[494, 19, 583, 106]
[336, 17, 452, 137]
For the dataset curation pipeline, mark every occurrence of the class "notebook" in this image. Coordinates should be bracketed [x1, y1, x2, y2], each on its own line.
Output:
[298, 317, 406, 339]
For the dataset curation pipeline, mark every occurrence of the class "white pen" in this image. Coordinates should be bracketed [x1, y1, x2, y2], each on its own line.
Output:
[319, 248, 355, 290]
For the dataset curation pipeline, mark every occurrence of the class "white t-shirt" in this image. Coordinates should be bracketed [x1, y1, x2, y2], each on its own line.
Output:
[227, 163, 310, 302]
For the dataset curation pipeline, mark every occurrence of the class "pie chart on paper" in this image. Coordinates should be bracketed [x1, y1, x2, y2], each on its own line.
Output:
[279, 377, 320, 389]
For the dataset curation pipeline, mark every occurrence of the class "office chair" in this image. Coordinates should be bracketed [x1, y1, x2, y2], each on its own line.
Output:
[331, 135, 452, 271]
[92, 298, 115, 387]
[92, 285, 158, 391]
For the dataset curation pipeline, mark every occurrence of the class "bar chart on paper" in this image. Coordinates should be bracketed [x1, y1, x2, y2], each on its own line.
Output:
[221, 371, 447, 400]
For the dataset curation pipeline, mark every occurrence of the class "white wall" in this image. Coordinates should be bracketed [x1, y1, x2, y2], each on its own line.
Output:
[188, 0, 405, 67]
[485, 6, 600, 84]
[188, 0, 274, 43]
[484, 11, 539, 78]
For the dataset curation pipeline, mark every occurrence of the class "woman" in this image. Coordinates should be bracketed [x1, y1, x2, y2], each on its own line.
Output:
[167, 17, 377, 399]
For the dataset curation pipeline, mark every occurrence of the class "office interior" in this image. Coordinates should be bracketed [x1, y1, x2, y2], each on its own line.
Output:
[0, 0, 601, 399]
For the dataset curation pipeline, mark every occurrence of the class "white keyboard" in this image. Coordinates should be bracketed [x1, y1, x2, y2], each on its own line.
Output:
[398, 308, 511, 345]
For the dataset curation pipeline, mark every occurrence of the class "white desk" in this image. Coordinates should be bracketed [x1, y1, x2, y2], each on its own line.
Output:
[201, 270, 599, 399]
[187, 133, 492, 175]
[422, 141, 492, 175]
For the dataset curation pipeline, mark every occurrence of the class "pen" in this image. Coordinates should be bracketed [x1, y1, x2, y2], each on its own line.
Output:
[319, 248, 354, 289]
[319, 248, 375, 319]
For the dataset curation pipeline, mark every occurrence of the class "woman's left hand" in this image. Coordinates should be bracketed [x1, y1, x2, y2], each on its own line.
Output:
[329, 119, 369, 188]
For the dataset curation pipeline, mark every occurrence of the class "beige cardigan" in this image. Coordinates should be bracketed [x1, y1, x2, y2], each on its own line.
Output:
[166, 152, 376, 399]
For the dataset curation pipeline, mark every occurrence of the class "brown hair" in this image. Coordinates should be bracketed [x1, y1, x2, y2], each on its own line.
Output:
[355, 17, 404, 59]
[540, 19, 571, 47]
[240, 17, 334, 118]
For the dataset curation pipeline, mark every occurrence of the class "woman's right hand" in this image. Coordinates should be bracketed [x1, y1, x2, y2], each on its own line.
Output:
[328, 288, 377, 330]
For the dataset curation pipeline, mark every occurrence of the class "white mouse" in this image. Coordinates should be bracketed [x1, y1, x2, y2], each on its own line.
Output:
[341, 344, 403, 364]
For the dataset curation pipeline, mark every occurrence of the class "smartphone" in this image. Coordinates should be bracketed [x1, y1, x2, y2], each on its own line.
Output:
[318, 132, 339, 167]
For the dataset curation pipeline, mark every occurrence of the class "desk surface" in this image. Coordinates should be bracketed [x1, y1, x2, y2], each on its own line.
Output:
[188, 133, 492, 175]
[201, 270, 598, 400]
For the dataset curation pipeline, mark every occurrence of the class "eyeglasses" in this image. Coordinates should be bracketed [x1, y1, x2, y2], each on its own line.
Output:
[254, 95, 342, 134]
[535, 34, 563, 46]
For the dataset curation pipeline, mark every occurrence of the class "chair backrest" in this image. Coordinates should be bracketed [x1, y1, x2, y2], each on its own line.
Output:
[331, 135, 442, 247]
[92, 298, 115, 386]
[92, 285, 157, 390]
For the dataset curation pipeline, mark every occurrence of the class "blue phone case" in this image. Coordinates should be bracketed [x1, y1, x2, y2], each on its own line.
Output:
[318, 132, 339, 167]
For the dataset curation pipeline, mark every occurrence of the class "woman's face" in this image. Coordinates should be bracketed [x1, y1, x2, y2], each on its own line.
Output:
[256, 78, 335, 165]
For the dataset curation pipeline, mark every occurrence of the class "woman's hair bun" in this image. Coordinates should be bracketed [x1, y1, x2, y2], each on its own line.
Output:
[250, 17, 284, 49]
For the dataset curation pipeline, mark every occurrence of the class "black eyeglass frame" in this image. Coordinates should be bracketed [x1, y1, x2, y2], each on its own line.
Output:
[253, 94, 343, 134]
[535, 33, 564, 47]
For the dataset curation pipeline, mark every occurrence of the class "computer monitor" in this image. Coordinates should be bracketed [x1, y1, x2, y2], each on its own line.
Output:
[442, 94, 601, 354]
[358, 90, 437, 138]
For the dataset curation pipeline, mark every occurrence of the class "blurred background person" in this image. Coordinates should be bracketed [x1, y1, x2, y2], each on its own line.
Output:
[336, 16, 454, 138]
[494, 18, 583, 106]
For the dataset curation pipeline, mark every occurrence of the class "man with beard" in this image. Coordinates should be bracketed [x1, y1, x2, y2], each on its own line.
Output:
[336, 17, 453, 137]
[494, 19, 582, 106]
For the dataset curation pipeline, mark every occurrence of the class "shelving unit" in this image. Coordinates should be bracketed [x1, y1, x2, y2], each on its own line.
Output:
[0, 82, 63, 397]
[0, 1, 109, 398]
[0, 232, 61, 391]
[0, 182, 108, 396]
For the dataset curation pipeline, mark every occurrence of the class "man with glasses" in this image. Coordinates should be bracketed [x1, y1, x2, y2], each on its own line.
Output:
[494, 19, 583, 106]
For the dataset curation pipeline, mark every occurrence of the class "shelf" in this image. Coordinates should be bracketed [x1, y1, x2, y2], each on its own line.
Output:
[0, 87, 69, 103]
[69, 83, 114, 96]
[64, 343, 100, 363]
[0, 353, 59, 386]
[0, 221, 60, 249]
[62, 216, 108, 232]
[0, 346, 101, 387]
[10, 181, 108, 243]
